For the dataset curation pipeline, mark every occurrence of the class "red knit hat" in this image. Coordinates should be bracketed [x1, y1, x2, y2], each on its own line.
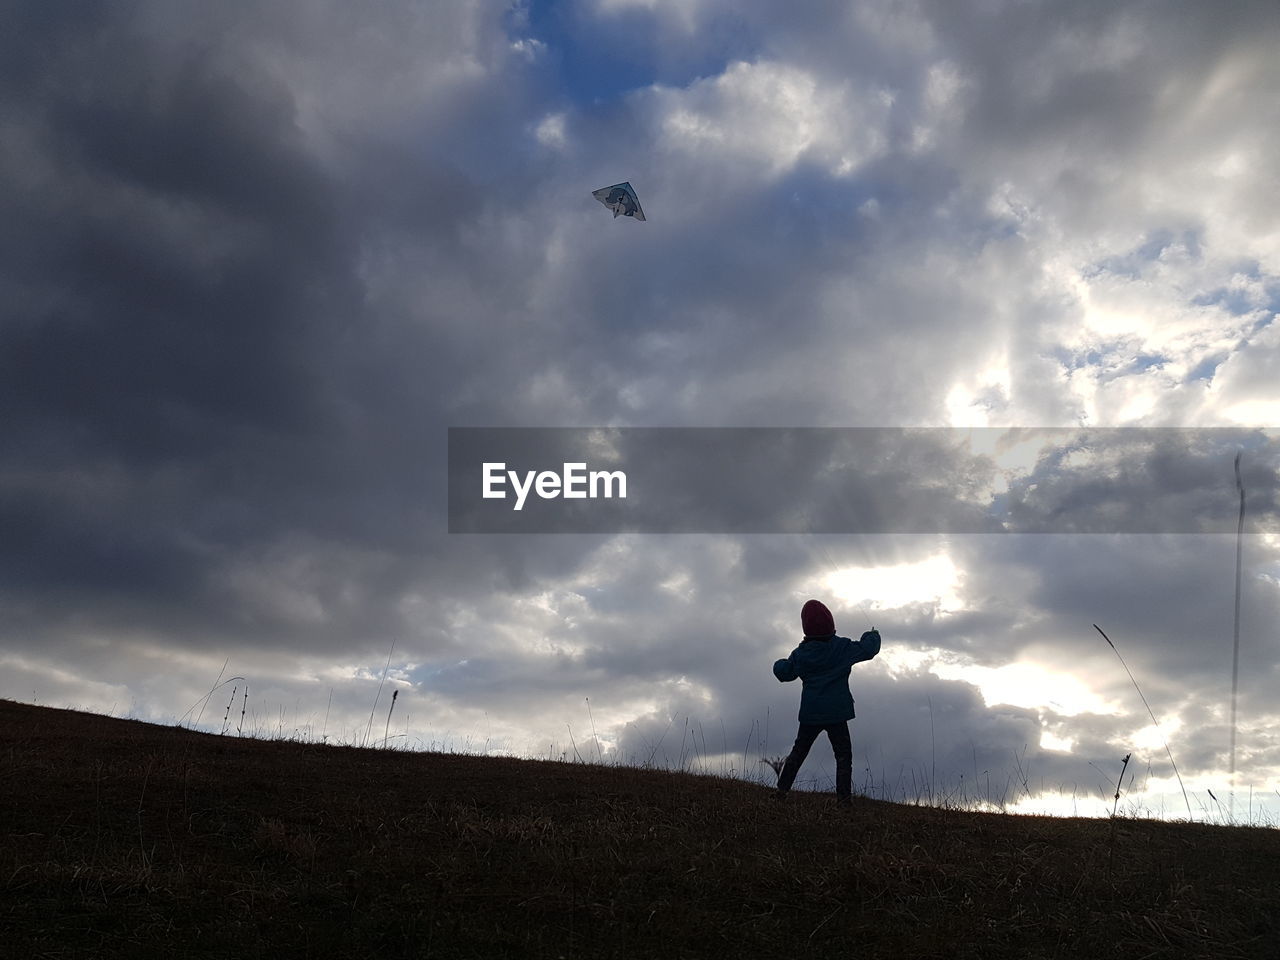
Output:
[801, 599, 835, 637]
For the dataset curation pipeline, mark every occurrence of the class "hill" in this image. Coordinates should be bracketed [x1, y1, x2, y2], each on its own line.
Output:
[2, 697, 1277, 958]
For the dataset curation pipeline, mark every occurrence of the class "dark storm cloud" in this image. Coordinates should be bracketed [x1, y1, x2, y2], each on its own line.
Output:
[977, 534, 1276, 692]
[0, 1, 574, 659]
[1002, 429, 1280, 534]
[1, 9, 343, 622]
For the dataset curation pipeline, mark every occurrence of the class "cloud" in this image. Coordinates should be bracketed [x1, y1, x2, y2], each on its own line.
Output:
[651, 59, 890, 180]
[2, 0, 1279, 821]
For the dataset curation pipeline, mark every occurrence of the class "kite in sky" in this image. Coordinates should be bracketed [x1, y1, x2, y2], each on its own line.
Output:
[592, 181, 646, 221]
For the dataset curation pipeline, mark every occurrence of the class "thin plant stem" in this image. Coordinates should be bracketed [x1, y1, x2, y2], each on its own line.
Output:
[221, 686, 237, 735]
[929, 696, 936, 804]
[1094, 623, 1192, 819]
[1230, 451, 1245, 821]
[1112, 753, 1131, 818]
[178, 667, 244, 728]
[364, 637, 397, 748]
[383, 689, 398, 748]
[586, 697, 601, 763]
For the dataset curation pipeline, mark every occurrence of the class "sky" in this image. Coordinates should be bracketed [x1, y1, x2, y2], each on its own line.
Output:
[3, 0, 1280, 823]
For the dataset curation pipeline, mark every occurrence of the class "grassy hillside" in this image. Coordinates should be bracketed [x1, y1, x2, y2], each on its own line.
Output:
[2, 698, 1277, 959]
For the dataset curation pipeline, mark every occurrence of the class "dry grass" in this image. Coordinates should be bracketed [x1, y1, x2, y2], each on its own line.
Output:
[2, 698, 1278, 959]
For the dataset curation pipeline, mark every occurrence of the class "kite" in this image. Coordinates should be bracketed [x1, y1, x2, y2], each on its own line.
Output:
[592, 181, 646, 221]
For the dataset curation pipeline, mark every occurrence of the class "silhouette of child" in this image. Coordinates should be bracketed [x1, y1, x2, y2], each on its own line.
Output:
[772, 599, 881, 804]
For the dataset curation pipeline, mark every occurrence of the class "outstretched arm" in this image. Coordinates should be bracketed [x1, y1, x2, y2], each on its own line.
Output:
[844, 629, 881, 666]
[773, 656, 797, 682]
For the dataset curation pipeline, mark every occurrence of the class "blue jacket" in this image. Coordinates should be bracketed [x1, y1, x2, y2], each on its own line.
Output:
[773, 631, 881, 724]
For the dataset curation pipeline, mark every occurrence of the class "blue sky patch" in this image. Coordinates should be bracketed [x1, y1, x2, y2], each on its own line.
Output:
[518, 0, 757, 104]
[1185, 353, 1225, 383]
[1085, 228, 1203, 280]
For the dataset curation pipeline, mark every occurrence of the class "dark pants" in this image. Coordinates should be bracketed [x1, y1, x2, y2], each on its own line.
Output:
[777, 721, 852, 798]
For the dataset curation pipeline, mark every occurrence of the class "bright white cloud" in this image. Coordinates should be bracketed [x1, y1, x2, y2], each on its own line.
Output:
[932, 660, 1120, 717]
[534, 111, 567, 149]
[652, 60, 890, 180]
[824, 553, 964, 614]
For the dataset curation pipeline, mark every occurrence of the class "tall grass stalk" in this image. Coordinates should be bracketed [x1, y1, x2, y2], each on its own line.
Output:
[721, 718, 728, 775]
[1111, 753, 1131, 818]
[179, 663, 244, 730]
[586, 697, 601, 763]
[645, 716, 672, 768]
[763, 706, 769, 761]
[221, 686, 238, 735]
[383, 689, 398, 748]
[928, 696, 936, 805]
[194, 659, 227, 727]
[1230, 451, 1245, 820]
[1093, 623, 1192, 819]
[1107, 753, 1132, 879]
[364, 637, 397, 748]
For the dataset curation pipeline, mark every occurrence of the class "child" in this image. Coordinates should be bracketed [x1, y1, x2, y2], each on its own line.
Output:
[772, 599, 881, 803]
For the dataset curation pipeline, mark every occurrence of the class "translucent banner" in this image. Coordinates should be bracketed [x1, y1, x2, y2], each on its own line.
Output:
[447, 427, 1278, 534]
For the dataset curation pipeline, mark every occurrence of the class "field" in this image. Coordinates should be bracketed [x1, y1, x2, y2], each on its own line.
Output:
[3, 697, 1278, 959]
